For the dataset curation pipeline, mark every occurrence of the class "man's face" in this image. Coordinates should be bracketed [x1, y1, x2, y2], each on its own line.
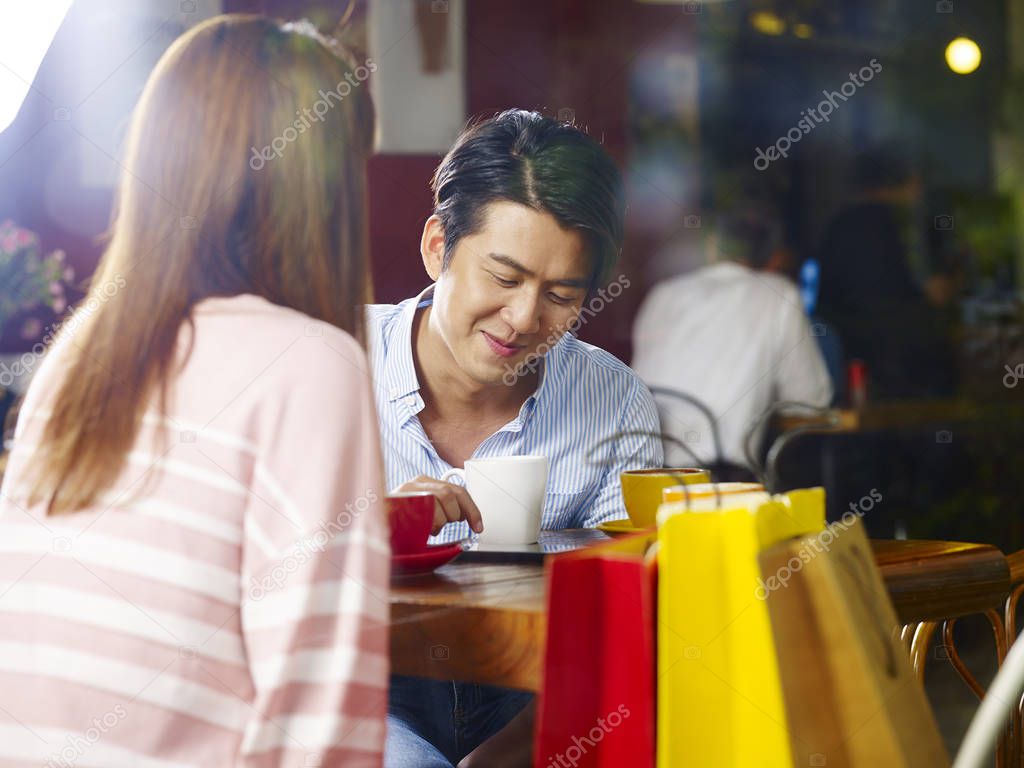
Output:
[425, 201, 591, 388]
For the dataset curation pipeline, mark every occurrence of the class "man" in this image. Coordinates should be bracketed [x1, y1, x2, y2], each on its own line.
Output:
[367, 110, 662, 767]
[815, 148, 958, 536]
[817, 146, 956, 398]
[632, 206, 832, 470]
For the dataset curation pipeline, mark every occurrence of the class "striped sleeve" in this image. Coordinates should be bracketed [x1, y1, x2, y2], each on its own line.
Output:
[581, 380, 664, 527]
[237, 331, 390, 768]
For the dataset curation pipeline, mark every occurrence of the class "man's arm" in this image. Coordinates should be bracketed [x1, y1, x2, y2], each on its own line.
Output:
[580, 381, 664, 528]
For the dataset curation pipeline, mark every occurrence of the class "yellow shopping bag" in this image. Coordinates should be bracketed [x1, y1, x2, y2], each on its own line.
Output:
[656, 487, 826, 768]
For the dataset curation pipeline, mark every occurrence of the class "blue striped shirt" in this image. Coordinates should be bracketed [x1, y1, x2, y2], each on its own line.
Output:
[366, 287, 664, 543]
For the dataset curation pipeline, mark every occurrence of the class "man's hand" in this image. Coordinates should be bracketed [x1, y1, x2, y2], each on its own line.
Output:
[457, 700, 535, 768]
[395, 475, 484, 535]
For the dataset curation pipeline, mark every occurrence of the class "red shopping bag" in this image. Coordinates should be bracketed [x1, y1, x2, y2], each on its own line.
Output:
[534, 533, 656, 768]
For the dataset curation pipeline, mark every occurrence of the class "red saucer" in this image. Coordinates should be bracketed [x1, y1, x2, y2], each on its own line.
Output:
[392, 543, 465, 574]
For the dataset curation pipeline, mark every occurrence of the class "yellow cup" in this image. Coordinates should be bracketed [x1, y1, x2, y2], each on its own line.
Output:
[662, 481, 765, 505]
[620, 468, 711, 528]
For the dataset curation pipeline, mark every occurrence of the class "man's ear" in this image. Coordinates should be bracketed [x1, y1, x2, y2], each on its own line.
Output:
[421, 215, 446, 281]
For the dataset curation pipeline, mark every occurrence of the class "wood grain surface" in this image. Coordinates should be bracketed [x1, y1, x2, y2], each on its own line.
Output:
[391, 538, 1011, 689]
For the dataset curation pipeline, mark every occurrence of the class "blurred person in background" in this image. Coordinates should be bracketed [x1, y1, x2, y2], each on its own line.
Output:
[817, 146, 957, 398]
[0, 16, 389, 766]
[632, 205, 832, 470]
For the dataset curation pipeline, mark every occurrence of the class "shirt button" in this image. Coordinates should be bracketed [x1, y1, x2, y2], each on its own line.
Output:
[389, 387, 400, 398]
[405, 396, 416, 407]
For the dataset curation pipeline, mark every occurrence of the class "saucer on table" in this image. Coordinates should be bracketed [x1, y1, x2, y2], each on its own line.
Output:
[392, 542, 465, 574]
[597, 519, 650, 536]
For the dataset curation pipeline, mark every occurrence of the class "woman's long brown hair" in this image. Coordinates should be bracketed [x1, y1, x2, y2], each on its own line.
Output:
[30, 15, 374, 514]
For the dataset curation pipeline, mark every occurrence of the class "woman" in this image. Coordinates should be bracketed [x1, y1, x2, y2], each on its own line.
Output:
[0, 15, 388, 767]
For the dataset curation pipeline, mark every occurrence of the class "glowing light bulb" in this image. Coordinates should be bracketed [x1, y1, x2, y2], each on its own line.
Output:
[750, 11, 785, 36]
[945, 37, 981, 75]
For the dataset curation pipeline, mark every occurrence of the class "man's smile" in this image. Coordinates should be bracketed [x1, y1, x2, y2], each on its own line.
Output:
[481, 330, 525, 358]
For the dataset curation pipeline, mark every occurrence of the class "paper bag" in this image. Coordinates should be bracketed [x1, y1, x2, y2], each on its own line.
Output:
[759, 515, 949, 767]
[535, 533, 657, 768]
[656, 488, 826, 768]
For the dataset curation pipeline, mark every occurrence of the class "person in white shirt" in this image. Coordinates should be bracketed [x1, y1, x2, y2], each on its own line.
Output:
[631, 207, 833, 470]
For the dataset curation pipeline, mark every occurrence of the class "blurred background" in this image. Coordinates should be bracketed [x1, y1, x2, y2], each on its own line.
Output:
[1, 0, 1022, 552]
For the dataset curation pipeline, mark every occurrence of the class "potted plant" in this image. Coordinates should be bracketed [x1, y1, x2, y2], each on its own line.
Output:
[0, 220, 73, 420]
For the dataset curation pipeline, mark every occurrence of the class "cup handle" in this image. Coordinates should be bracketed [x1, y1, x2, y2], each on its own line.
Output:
[440, 468, 465, 485]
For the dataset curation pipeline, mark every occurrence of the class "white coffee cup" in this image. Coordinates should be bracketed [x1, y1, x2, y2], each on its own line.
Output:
[441, 455, 549, 544]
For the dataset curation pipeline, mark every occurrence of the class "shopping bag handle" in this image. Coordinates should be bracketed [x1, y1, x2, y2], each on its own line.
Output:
[585, 429, 722, 510]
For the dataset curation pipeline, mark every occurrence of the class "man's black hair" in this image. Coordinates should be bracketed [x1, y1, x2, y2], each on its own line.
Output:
[430, 109, 625, 291]
[714, 206, 782, 270]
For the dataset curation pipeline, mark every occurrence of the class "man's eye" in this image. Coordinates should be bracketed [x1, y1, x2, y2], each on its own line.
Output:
[491, 274, 517, 287]
[548, 292, 574, 305]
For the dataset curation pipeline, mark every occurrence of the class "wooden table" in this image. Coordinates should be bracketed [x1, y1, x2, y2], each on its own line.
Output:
[872, 539, 1009, 624]
[390, 562, 547, 691]
[773, 400, 995, 522]
[389, 539, 1010, 692]
[775, 399, 980, 434]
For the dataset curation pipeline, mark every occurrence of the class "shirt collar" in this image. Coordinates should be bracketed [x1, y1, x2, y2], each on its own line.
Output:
[522, 335, 562, 409]
[384, 284, 433, 403]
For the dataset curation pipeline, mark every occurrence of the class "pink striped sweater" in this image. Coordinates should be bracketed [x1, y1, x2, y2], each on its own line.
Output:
[0, 294, 389, 767]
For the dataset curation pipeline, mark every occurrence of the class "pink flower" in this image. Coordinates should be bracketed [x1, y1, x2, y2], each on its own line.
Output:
[49, 281, 63, 296]
[14, 230, 35, 248]
[63, 266, 75, 282]
[0, 234, 15, 252]
[19, 317, 43, 340]
[52, 296, 66, 314]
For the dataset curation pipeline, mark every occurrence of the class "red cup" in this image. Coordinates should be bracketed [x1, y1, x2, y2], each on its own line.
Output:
[387, 492, 435, 555]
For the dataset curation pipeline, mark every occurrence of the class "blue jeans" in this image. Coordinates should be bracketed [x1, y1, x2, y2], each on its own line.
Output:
[385, 675, 533, 767]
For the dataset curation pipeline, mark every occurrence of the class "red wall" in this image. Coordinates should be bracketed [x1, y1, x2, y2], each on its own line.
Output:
[366, 154, 439, 304]
[365, 0, 696, 361]
[465, 0, 632, 360]
[0, 1, 695, 363]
